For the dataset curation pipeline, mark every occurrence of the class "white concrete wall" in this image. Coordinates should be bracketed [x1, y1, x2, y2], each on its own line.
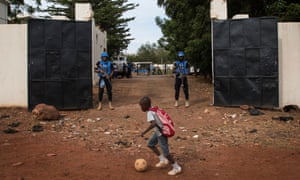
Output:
[210, 0, 227, 20]
[0, 24, 28, 107]
[278, 23, 300, 108]
[75, 3, 93, 21]
[0, 0, 8, 24]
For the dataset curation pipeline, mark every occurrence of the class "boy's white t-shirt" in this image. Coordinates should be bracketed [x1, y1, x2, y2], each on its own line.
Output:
[147, 110, 163, 136]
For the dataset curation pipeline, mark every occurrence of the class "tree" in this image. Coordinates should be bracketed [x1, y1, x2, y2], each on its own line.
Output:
[156, 1, 211, 77]
[7, 0, 40, 23]
[90, 0, 137, 55]
[266, 1, 300, 21]
[135, 43, 170, 64]
[7, 0, 23, 23]
[185, 3, 211, 78]
[228, 0, 300, 21]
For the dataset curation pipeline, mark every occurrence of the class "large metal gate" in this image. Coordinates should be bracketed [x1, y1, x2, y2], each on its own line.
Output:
[28, 19, 92, 110]
[213, 17, 278, 107]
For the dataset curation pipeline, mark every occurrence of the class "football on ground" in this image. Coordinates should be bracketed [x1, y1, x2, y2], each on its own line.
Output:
[134, 158, 148, 172]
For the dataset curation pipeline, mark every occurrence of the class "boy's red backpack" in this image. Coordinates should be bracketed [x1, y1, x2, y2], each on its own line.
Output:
[149, 106, 175, 137]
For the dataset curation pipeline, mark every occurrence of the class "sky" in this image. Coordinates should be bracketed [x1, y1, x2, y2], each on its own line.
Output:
[124, 0, 166, 54]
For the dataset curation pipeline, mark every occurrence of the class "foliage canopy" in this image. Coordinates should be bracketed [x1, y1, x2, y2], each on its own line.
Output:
[155, 0, 300, 78]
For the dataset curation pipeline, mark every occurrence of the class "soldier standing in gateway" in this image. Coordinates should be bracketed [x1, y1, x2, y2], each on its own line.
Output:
[173, 51, 190, 107]
[95, 52, 114, 110]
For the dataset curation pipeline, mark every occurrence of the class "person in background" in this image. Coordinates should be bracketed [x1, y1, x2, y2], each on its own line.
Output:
[127, 62, 132, 78]
[122, 63, 127, 78]
[113, 63, 118, 79]
[173, 51, 190, 107]
[95, 52, 114, 110]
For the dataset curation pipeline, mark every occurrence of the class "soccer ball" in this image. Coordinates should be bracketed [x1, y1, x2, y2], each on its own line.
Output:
[134, 158, 148, 172]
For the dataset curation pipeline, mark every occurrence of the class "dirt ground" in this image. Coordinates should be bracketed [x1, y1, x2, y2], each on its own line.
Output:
[1, 75, 300, 180]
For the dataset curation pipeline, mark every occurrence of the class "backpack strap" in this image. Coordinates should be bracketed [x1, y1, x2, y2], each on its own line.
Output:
[149, 106, 163, 132]
[149, 106, 159, 112]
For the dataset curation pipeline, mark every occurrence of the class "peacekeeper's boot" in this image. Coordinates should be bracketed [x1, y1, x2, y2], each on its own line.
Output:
[174, 100, 178, 107]
[97, 102, 102, 111]
[185, 100, 189, 107]
[109, 101, 114, 110]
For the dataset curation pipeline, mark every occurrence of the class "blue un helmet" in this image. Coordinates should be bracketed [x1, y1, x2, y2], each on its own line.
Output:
[101, 52, 109, 58]
[177, 51, 185, 57]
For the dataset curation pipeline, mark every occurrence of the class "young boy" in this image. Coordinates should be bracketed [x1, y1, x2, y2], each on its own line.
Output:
[139, 96, 182, 175]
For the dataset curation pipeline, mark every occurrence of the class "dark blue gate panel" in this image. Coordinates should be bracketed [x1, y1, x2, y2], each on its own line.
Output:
[61, 50, 77, 79]
[77, 79, 93, 108]
[29, 20, 44, 48]
[214, 50, 230, 76]
[230, 78, 261, 106]
[244, 19, 260, 48]
[261, 18, 277, 48]
[30, 82, 45, 105]
[63, 80, 78, 108]
[29, 49, 46, 79]
[28, 19, 92, 110]
[214, 78, 231, 105]
[77, 51, 91, 78]
[213, 17, 278, 108]
[261, 78, 278, 106]
[76, 22, 91, 50]
[245, 48, 261, 76]
[45, 51, 61, 79]
[260, 48, 278, 76]
[45, 21, 62, 49]
[230, 49, 245, 76]
[213, 20, 230, 49]
[44, 82, 63, 108]
[230, 20, 244, 48]
[62, 22, 76, 49]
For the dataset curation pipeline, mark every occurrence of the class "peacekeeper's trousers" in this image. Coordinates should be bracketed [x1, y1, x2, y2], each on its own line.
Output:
[98, 77, 112, 102]
[174, 76, 189, 100]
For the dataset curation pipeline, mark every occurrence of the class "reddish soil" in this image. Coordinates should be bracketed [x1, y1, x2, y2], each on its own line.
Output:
[1, 75, 300, 180]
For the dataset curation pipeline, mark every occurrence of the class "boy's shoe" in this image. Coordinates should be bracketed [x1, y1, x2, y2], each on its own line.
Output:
[168, 166, 182, 175]
[155, 159, 169, 168]
[174, 101, 178, 107]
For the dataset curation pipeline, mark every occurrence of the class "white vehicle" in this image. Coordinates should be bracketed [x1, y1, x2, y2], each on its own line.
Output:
[112, 55, 128, 77]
